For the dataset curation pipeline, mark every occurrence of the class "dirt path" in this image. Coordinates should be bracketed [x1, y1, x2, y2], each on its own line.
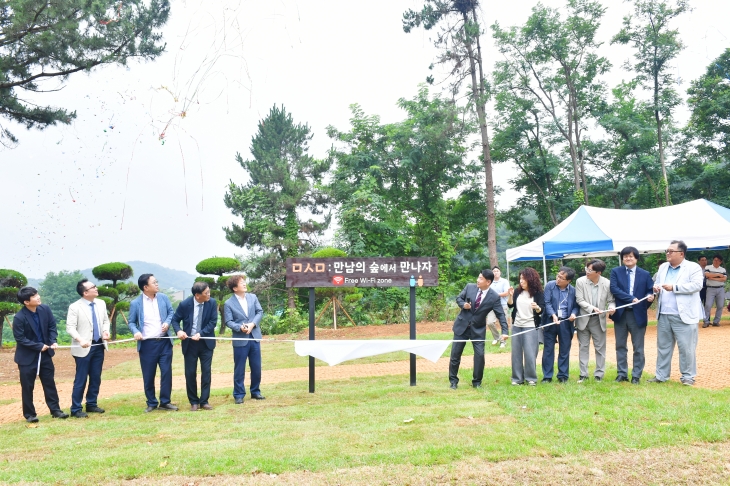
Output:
[1, 322, 728, 424]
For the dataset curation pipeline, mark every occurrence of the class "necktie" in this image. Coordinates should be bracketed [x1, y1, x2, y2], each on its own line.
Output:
[474, 290, 483, 310]
[193, 303, 203, 335]
[90, 302, 101, 341]
[627, 269, 634, 296]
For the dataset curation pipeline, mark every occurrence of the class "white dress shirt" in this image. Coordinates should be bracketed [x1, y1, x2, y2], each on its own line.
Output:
[142, 293, 163, 338]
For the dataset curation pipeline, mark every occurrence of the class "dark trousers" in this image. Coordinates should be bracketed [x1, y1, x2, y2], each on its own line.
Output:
[614, 309, 646, 379]
[542, 320, 574, 380]
[184, 340, 214, 405]
[233, 342, 261, 399]
[448, 326, 485, 386]
[18, 352, 61, 419]
[139, 339, 173, 408]
[71, 343, 105, 413]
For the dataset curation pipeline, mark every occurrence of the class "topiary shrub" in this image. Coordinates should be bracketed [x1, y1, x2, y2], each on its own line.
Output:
[311, 247, 347, 258]
[196, 257, 241, 276]
[0, 269, 27, 289]
[92, 262, 133, 286]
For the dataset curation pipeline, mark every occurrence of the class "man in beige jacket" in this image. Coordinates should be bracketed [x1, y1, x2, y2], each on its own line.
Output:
[575, 259, 615, 383]
[66, 279, 110, 418]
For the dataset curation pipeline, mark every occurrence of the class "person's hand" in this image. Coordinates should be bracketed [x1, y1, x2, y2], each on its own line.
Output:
[192, 333, 201, 341]
[79, 340, 90, 348]
[608, 308, 616, 316]
[593, 307, 602, 314]
[508, 287, 515, 296]
[134, 332, 143, 341]
[501, 334, 509, 341]
[632, 297, 640, 304]
[102, 331, 110, 341]
[50, 343, 58, 350]
[244, 324, 253, 335]
[41, 344, 49, 352]
[647, 295, 655, 303]
[161, 323, 169, 333]
[652, 285, 661, 294]
[662, 283, 673, 291]
[568, 314, 576, 322]
[463, 302, 471, 310]
[177, 330, 188, 340]
[552, 315, 559, 324]
[530, 301, 539, 310]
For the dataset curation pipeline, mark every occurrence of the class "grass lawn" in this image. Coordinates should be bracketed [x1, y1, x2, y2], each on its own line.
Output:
[1, 367, 728, 484]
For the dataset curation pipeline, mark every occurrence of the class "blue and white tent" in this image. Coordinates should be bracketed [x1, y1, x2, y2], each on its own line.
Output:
[506, 199, 730, 262]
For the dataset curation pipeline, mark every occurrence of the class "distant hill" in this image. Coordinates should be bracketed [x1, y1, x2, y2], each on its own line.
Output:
[30, 261, 198, 297]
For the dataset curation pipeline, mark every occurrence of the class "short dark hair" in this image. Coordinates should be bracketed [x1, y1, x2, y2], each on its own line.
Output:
[17, 286, 38, 304]
[558, 266, 575, 282]
[699, 255, 708, 261]
[138, 273, 155, 290]
[587, 259, 606, 274]
[76, 279, 91, 296]
[492, 266, 500, 271]
[191, 281, 209, 295]
[227, 274, 246, 291]
[712, 254, 724, 263]
[480, 269, 494, 283]
[620, 246, 640, 260]
[670, 240, 687, 254]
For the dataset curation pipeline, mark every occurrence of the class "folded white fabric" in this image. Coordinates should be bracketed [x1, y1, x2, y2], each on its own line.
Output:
[294, 339, 451, 366]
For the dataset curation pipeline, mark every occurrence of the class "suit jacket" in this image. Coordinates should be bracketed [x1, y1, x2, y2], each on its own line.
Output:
[575, 276, 615, 331]
[127, 292, 174, 351]
[171, 296, 218, 353]
[609, 265, 654, 327]
[12, 305, 57, 366]
[453, 284, 507, 337]
[542, 280, 580, 326]
[223, 293, 263, 347]
[66, 298, 111, 357]
[655, 260, 704, 324]
[508, 290, 545, 327]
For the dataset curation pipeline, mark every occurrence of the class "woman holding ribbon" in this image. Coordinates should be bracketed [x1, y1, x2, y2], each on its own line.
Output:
[507, 267, 544, 386]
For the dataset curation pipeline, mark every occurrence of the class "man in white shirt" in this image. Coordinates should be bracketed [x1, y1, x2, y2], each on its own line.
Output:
[703, 254, 727, 328]
[486, 266, 512, 349]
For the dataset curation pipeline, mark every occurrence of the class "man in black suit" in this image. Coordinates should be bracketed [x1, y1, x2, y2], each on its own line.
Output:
[449, 269, 508, 389]
[171, 281, 218, 411]
[12, 287, 69, 422]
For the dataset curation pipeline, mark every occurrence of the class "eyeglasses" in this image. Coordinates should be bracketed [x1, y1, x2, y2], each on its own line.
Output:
[665, 249, 683, 254]
[585, 267, 594, 274]
[84, 285, 97, 292]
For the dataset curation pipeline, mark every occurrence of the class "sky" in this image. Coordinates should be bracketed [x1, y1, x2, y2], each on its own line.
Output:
[1, 0, 729, 279]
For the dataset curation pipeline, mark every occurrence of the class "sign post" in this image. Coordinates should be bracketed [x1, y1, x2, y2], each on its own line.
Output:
[286, 257, 438, 392]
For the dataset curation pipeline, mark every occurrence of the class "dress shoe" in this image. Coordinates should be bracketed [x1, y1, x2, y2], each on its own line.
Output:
[594, 376, 602, 382]
[577, 375, 588, 383]
[51, 410, 69, 419]
[86, 406, 105, 414]
[702, 323, 710, 328]
[251, 394, 266, 400]
[26, 416, 39, 423]
[144, 406, 157, 413]
[201, 404, 213, 410]
[615, 376, 629, 383]
[235, 397, 244, 404]
[449, 383, 458, 390]
[72, 411, 88, 418]
[712, 323, 720, 327]
[541, 378, 552, 383]
[647, 377, 665, 383]
[190, 404, 199, 411]
[158, 403, 178, 411]
[558, 377, 568, 383]
[631, 377, 640, 385]
[680, 378, 695, 386]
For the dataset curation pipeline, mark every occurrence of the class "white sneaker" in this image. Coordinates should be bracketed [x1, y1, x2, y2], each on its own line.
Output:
[527, 381, 536, 386]
[491, 340, 498, 345]
[499, 342, 506, 349]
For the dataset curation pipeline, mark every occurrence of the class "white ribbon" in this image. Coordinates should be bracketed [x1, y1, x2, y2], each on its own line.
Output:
[294, 339, 451, 366]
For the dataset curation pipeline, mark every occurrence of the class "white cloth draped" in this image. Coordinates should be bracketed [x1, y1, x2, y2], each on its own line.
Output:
[294, 339, 451, 366]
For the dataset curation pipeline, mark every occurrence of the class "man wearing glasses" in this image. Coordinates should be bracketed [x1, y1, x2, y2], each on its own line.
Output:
[651, 241, 704, 386]
[609, 246, 655, 384]
[541, 267, 580, 383]
[66, 279, 111, 418]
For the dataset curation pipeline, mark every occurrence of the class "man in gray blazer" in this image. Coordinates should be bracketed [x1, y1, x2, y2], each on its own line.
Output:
[651, 240, 704, 386]
[66, 279, 111, 418]
[574, 259, 615, 383]
[223, 275, 264, 403]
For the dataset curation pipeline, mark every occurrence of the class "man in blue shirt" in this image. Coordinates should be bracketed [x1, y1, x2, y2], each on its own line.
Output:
[541, 267, 580, 383]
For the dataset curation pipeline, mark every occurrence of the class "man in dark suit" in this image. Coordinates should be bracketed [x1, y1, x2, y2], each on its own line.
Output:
[12, 287, 69, 422]
[223, 275, 264, 404]
[542, 266, 580, 383]
[609, 246, 655, 384]
[171, 281, 218, 411]
[449, 269, 508, 389]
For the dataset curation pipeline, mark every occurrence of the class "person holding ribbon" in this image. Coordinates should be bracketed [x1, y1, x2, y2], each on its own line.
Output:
[507, 268, 544, 386]
[541, 267, 580, 383]
[65, 279, 110, 418]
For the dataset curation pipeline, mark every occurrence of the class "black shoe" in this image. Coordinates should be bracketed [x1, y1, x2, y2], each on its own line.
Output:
[712, 323, 721, 327]
[86, 406, 105, 414]
[449, 383, 458, 390]
[235, 398, 244, 404]
[577, 375, 588, 383]
[72, 411, 88, 418]
[702, 323, 710, 328]
[26, 416, 39, 423]
[144, 406, 157, 413]
[631, 377, 640, 385]
[558, 377, 568, 383]
[647, 377, 665, 383]
[251, 394, 266, 400]
[158, 403, 178, 411]
[472, 384, 482, 389]
[541, 378, 552, 383]
[594, 376, 602, 382]
[615, 376, 629, 383]
[51, 410, 69, 419]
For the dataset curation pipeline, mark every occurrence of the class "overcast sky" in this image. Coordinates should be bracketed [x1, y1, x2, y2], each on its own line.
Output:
[2, 0, 729, 279]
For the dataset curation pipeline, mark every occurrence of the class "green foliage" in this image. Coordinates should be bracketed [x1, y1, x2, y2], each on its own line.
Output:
[0, 269, 27, 288]
[0, 268, 26, 342]
[0, 0, 170, 147]
[194, 277, 216, 286]
[259, 308, 307, 335]
[0, 287, 17, 302]
[96, 286, 119, 300]
[92, 262, 133, 286]
[38, 270, 85, 322]
[686, 48, 730, 158]
[195, 257, 241, 276]
[311, 247, 347, 258]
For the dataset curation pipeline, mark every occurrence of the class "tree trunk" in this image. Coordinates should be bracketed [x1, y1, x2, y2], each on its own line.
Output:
[466, 9, 498, 267]
[287, 287, 296, 310]
[654, 70, 670, 206]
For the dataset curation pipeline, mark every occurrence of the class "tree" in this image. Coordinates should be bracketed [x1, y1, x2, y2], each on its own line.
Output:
[403, 0, 500, 267]
[39, 270, 85, 322]
[686, 48, 730, 159]
[0, 0, 170, 147]
[224, 105, 331, 309]
[0, 269, 27, 344]
[92, 262, 139, 339]
[612, 0, 689, 206]
[195, 256, 241, 334]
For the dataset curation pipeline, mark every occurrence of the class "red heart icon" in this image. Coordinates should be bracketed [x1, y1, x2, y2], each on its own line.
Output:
[332, 276, 344, 286]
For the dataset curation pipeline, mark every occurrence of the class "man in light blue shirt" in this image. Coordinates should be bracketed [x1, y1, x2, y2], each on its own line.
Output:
[486, 266, 512, 348]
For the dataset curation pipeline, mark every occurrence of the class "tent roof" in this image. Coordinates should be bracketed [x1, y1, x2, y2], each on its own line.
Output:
[506, 199, 730, 262]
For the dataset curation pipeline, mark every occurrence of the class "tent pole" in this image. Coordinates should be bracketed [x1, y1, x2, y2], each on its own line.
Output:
[543, 255, 548, 283]
[506, 253, 510, 284]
